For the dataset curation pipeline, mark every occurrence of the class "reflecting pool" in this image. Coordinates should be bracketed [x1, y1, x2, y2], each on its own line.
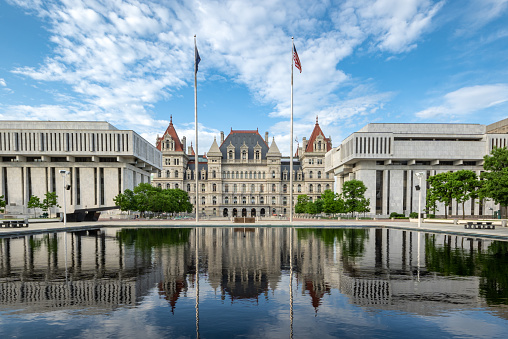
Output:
[1, 227, 508, 338]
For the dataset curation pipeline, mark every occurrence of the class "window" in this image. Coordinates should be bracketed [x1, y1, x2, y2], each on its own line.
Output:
[251, 196, 255, 204]
[201, 183, 205, 192]
[166, 170, 170, 178]
[272, 171, 276, 178]
[326, 184, 330, 191]
[298, 184, 301, 192]
[242, 196, 246, 204]
[283, 184, 287, 193]
[242, 184, 246, 193]
[225, 184, 229, 193]
[260, 197, 264, 204]
[229, 150, 234, 159]
[317, 184, 321, 193]
[225, 196, 229, 204]
[187, 184, 191, 191]
[157, 183, 162, 188]
[254, 172, 257, 179]
[251, 184, 255, 192]
[175, 170, 179, 178]
[272, 184, 276, 192]
[255, 151, 260, 160]
[309, 184, 313, 193]
[317, 171, 321, 179]
[309, 171, 313, 179]
[234, 184, 237, 193]
[175, 183, 179, 189]
[242, 151, 247, 160]
[213, 183, 217, 192]
[201, 196, 205, 205]
[260, 184, 264, 193]
[283, 197, 287, 205]
[212, 170, 216, 178]
[234, 196, 238, 204]
[249, 171, 253, 179]
[213, 196, 217, 205]
[326, 173, 329, 179]
[272, 197, 276, 205]
[158, 170, 161, 178]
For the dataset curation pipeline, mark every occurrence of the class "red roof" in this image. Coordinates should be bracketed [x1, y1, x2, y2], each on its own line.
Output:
[156, 116, 184, 151]
[305, 117, 332, 152]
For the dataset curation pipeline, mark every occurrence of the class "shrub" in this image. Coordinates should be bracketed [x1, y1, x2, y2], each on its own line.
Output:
[409, 212, 418, 218]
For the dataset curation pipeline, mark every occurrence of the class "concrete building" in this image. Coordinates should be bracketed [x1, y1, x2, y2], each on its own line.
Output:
[0, 121, 161, 220]
[325, 122, 508, 218]
[152, 116, 334, 217]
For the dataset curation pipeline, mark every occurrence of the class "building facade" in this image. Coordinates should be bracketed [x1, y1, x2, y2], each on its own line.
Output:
[152, 116, 334, 217]
[325, 121, 507, 218]
[0, 121, 161, 220]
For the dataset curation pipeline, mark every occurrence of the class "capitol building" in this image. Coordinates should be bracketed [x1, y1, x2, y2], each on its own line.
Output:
[152, 116, 334, 217]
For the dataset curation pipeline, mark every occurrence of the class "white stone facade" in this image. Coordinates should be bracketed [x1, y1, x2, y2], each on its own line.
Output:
[0, 121, 161, 218]
[325, 122, 507, 218]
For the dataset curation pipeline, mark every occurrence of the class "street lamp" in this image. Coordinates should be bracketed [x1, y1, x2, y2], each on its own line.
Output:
[415, 172, 424, 228]
[59, 170, 71, 226]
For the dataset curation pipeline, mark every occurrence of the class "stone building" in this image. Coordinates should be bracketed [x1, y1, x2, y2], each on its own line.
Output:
[152, 116, 334, 217]
[325, 121, 508, 218]
[0, 121, 161, 220]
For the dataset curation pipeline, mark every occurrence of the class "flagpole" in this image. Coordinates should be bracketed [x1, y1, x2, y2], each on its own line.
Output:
[290, 37, 294, 223]
[194, 35, 199, 223]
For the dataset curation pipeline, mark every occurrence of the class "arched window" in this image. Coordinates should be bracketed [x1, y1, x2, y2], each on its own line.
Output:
[309, 171, 313, 179]
[240, 171, 243, 179]
[251, 196, 255, 204]
[283, 184, 287, 193]
[187, 184, 191, 191]
[309, 184, 313, 193]
[272, 196, 276, 205]
[233, 196, 238, 204]
[251, 184, 255, 192]
[166, 140, 170, 149]
[283, 197, 287, 205]
[318, 171, 321, 179]
[225, 196, 229, 204]
[317, 184, 321, 193]
[242, 184, 246, 193]
[201, 183, 205, 192]
[166, 170, 170, 178]
[225, 184, 229, 193]
[167, 183, 170, 189]
[213, 183, 217, 192]
[201, 196, 205, 205]
[326, 184, 330, 191]
[234, 184, 237, 193]
[298, 184, 301, 192]
[158, 170, 161, 178]
[260, 197, 264, 204]
[213, 196, 217, 205]
[228, 150, 233, 159]
[227, 171, 230, 179]
[318, 141, 322, 150]
[272, 171, 275, 178]
[175, 170, 178, 178]
[157, 183, 161, 188]
[263, 172, 266, 179]
[255, 151, 260, 160]
[249, 171, 253, 179]
[175, 183, 179, 189]
[260, 184, 264, 193]
[272, 184, 276, 192]
[212, 170, 216, 178]
[254, 172, 257, 179]
[242, 196, 246, 204]
[223, 171, 226, 179]
[242, 151, 247, 160]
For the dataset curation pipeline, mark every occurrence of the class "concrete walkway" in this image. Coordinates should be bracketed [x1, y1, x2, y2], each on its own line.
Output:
[1, 218, 508, 240]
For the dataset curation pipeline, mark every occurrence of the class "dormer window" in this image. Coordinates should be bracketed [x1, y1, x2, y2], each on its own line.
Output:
[255, 151, 260, 160]
[228, 150, 234, 159]
[242, 151, 247, 160]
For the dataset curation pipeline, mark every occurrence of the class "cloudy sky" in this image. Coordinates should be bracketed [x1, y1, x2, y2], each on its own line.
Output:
[1, 0, 507, 155]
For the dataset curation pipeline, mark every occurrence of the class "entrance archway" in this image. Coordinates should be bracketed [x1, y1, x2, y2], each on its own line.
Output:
[233, 208, 238, 217]
[260, 208, 265, 217]
[251, 208, 256, 217]
[223, 208, 228, 217]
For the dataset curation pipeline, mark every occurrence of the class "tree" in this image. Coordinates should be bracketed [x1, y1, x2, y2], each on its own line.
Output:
[28, 196, 42, 218]
[342, 180, 370, 217]
[0, 195, 5, 213]
[426, 172, 454, 219]
[295, 195, 309, 214]
[481, 147, 508, 218]
[305, 201, 318, 214]
[114, 189, 136, 212]
[41, 192, 60, 218]
[322, 190, 337, 214]
[450, 170, 480, 219]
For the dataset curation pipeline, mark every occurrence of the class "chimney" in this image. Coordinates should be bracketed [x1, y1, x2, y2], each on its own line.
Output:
[265, 132, 269, 144]
[220, 131, 224, 144]
[302, 137, 307, 152]
[188, 146, 193, 154]
[182, 136, 186, 153]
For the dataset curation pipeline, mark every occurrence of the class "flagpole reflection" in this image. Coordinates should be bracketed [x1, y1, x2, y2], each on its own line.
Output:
[290, 227, 294, 339]
[195, 228, 200, 339]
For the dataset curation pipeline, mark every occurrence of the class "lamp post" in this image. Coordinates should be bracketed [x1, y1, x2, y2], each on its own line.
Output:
[415, 172, 424, 228]
[59, 170, 70, 226]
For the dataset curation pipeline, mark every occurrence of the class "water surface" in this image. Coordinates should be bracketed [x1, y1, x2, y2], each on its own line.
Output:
[1, 227, 508, 338]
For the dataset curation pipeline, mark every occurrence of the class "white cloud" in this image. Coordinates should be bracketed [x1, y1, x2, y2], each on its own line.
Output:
[415, 84, 508, 119]
[0, 78, 6, 87]
[5, 0, 444, 148]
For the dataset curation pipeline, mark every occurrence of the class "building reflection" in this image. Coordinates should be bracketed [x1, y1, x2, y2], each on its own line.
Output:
[0, 227, 506, 318]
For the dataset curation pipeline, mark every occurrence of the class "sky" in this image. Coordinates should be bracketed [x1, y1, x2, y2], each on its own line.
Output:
[1, 0, 508, 156]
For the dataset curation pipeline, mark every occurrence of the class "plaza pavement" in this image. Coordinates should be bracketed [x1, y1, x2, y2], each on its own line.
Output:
[1, 217, 508, 241]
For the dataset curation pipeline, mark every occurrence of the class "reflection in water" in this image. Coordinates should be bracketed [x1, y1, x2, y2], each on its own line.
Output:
[1, 227, 508, 336]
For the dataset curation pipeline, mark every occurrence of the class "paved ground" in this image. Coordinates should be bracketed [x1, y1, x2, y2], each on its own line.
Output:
[1, 218, 507, 240]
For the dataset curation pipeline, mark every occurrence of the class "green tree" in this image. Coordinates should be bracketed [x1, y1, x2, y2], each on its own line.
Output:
[321, 190, 337, 214]
[28, 196, 42, 218]
[41, 192, 60, 218]
[114, 189, 136, 212]
[342, 180, 370, 216]
[481, 147, 508, 218]
[0, 195, 5, 213]
[295, 194, 309, 214]
[450, 170, 480, 219]
[426, 172, 454, 219]
[305, 201, 318, 214]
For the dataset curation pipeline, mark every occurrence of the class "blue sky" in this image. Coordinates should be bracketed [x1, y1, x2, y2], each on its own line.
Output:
[1, 0, 508, 155]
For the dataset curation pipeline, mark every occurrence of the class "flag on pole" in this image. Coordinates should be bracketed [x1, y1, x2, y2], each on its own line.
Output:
[293, 45, 301, 73]
[195, 45, 201, 73]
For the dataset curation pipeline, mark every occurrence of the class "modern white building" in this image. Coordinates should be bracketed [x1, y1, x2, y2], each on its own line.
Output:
[0, 121, 161, 220]
[325, 121, 508, 218]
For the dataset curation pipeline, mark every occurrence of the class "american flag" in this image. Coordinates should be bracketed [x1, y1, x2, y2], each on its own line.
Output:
[293, 45, 302, 73]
